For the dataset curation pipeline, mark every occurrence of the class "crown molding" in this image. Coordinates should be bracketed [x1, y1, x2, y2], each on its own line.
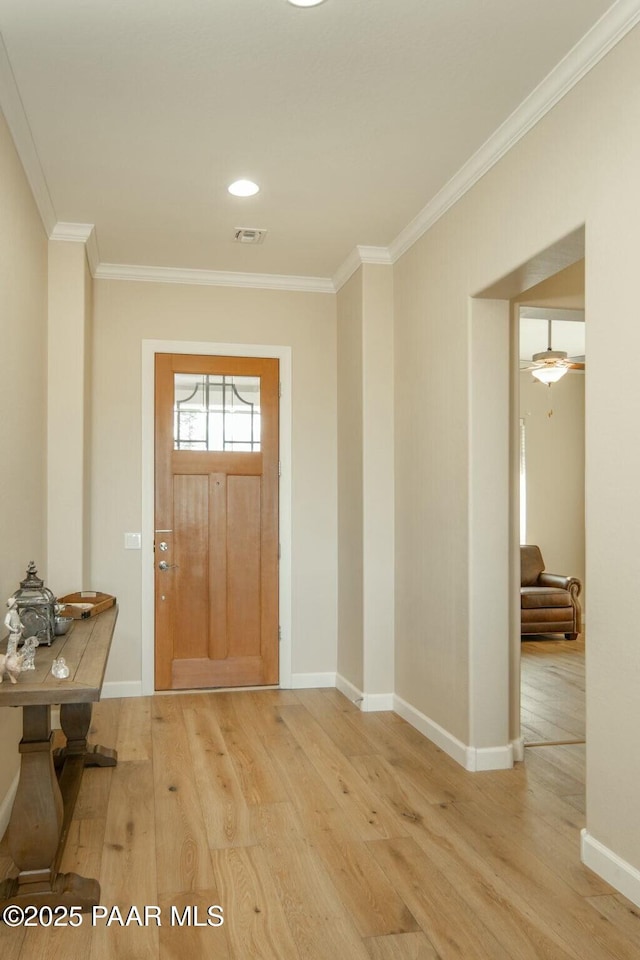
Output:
[389, 0, 640, 263]
[50, 221, 100, 275]
[85, 227, 100, 276]
[333, 244, 392, 292]
[332, 247, 363, 292]
[0, 33, 56, 234]
[50, 221, 94, 243]
[94, 262, 335, 294]
[357, 245, 393, 265]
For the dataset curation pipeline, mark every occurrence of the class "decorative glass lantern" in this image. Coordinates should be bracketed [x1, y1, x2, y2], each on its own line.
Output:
[13, 561, 57, 647]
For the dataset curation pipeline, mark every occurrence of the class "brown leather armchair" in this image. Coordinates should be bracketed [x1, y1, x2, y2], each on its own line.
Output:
[520, 545, 582, 641]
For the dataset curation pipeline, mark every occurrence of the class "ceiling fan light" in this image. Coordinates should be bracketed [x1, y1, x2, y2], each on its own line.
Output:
[531, 364, 569, 384]
[532, 348, 568, 365]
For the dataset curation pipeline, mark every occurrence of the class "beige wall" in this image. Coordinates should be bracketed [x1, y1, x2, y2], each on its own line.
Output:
[337, 269, 364, 689]
[0, 109, 47, 818]
[336, 264, 395, 699]
[361, 264, 395, 696]
[468, 298, 511, 755]
[47, 239, 93, 595]
[393, 24, 640, 871]
[336, 264, 395, 697]
[394, 230, 470, 741]
[90, 279, 337, 684]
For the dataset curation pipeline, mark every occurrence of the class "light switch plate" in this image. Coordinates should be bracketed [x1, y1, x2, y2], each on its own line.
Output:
[124, 532, 142, 550]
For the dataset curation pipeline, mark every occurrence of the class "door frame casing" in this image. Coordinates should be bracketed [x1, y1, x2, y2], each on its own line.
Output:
[141, 339, 292, 695]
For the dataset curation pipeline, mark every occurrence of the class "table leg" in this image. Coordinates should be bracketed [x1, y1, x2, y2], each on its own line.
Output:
[0, 704, 101, 910]
[53, 702, 117, 768]
[8, 705, 62, 880]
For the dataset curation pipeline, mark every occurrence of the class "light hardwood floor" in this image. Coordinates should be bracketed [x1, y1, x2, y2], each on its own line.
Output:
[3, 683, 640, 959]
[521, 635, 585, 745]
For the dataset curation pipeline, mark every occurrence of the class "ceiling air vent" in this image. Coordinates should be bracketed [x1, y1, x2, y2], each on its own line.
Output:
[234, 228, 267, 244]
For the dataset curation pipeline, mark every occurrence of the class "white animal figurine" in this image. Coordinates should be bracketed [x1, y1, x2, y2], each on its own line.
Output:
[0, 650, 25, 684]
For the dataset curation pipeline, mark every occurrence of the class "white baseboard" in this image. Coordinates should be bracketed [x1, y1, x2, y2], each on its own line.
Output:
[393, 694, 469, 767]
[290, 672, 337, 689]
[467, 744, 514, 771]
[0, 770, 19, 840]
[512, 735, 525, 763]
[297, 674, 392, 711]
[336, 673, 364, 706]
[581, 829, 640, 908]
[393, 694, 514, 771]
[361, 692, 394, 712]
[102, 680, 143, 699]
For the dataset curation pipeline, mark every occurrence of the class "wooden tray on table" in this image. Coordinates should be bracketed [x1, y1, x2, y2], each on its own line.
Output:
[57, 591, 116, 619]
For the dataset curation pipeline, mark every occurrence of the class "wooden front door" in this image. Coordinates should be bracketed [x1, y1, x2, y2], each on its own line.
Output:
[154, 353, 279, 690]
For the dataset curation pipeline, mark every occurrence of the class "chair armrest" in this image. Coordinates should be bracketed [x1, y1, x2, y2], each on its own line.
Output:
[538, 572, 582, 599]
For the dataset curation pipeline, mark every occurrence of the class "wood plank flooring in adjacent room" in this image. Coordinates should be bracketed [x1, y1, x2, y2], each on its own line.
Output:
[3, 683, 640, 959]
[521, 635, 585, 745]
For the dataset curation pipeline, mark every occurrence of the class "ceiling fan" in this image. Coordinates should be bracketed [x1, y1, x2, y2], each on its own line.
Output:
[522, 319, 585, 383]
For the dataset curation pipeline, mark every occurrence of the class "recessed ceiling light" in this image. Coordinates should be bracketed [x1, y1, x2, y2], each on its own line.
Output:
[287, 0, 327, 7]
[228, 179, 260, 197]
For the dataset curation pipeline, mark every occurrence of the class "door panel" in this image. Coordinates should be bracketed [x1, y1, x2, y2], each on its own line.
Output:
[174, 474, 209, 660]
[154, 353, 279, 690]
[226, 475, 262, 657]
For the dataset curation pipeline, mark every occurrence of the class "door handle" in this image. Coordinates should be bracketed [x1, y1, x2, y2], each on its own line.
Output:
[158, 561, 179, 571]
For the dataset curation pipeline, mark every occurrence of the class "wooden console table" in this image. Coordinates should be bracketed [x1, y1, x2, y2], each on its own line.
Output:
[0, 605, 118, 911]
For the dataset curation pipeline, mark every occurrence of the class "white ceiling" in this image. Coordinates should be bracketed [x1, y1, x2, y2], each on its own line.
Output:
[519, 309, 585, 365]
[0, 0, 623, 282]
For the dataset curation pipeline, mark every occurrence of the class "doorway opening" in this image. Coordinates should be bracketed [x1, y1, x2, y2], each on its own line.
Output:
[469, 225, 586, 768]
[517, 296, 586, 753]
